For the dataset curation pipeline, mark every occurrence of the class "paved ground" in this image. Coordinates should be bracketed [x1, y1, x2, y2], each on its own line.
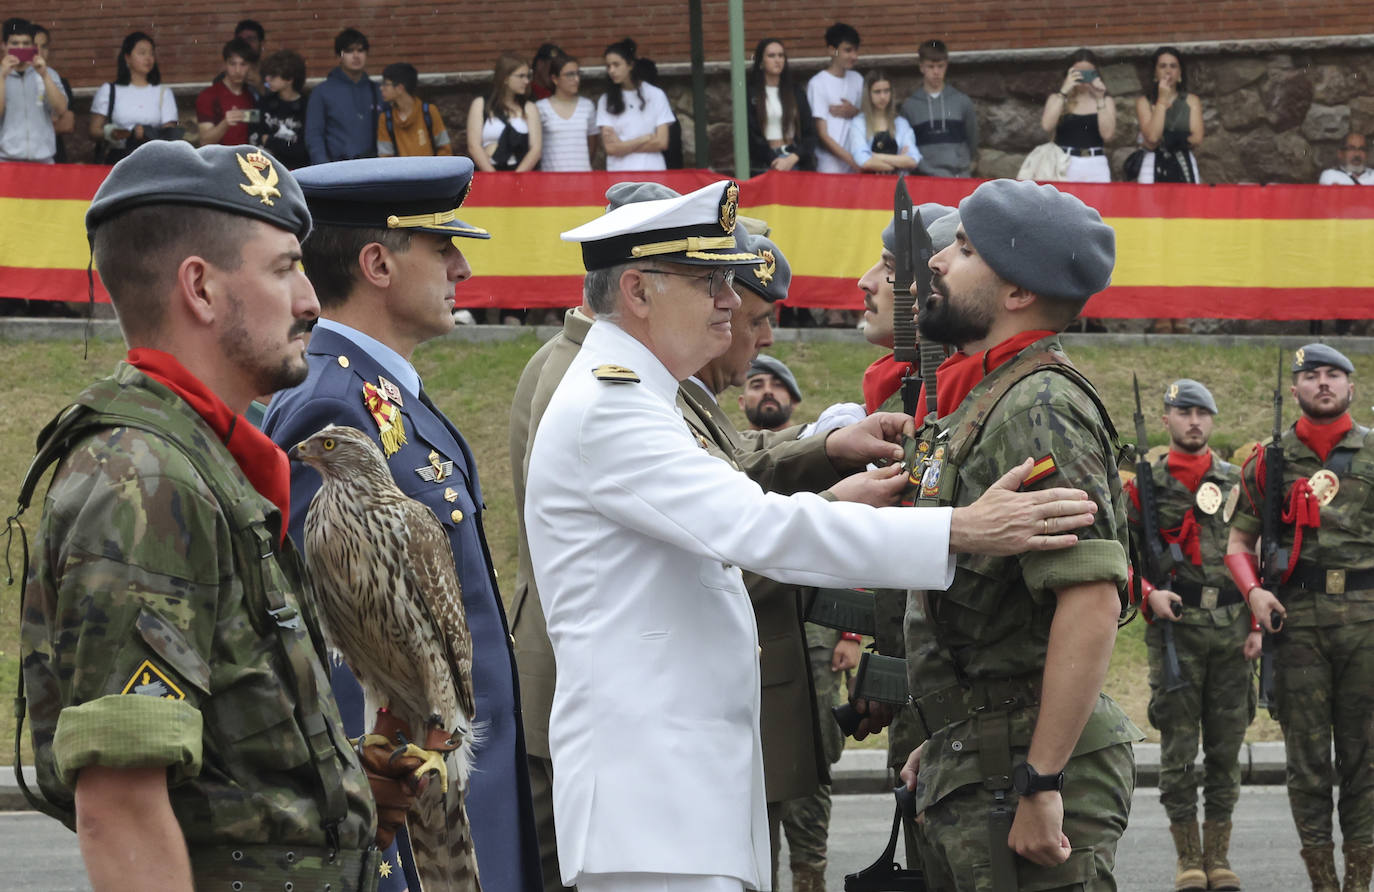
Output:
[4, 785, 1344, 891]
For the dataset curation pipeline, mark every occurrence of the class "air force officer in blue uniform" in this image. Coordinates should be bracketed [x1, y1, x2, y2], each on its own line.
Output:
[263, 156, 540, 892]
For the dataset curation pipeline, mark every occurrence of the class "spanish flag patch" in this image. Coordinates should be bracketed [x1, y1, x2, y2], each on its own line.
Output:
[1024, 454, 1058, 486]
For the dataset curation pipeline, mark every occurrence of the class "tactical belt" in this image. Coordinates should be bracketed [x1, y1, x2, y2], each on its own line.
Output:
[1170, 578, 1243, 610]
[912, 675, 1042, 740]
[191, 844, 381, 892]
[1286, 563, 1374, 597]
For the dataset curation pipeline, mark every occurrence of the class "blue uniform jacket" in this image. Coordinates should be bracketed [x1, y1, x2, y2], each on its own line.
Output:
[263, 325, 540, 892]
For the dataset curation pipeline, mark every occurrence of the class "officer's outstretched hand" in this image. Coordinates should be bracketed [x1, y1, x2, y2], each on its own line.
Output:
[1009, 791, 1071, 866]
[949, 458, 1097, 555]
[824, 412, 912, 469]
[829, 464, 907, 506]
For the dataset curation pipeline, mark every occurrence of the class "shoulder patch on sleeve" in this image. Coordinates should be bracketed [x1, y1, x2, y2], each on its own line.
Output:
[1024, 454, 1058, 486]
[120, 660, 186, 700]
[592, 364, 640, 384]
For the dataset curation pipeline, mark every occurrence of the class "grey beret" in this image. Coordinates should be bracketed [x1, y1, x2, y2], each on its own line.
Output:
[958, 179, 1115, 300]
[736, 234, 792, 303]
[1293, 343, 1355, 374]
[605, 181, 680, 211]
[87, 141, 310, 239]
[747, 353, 802, 402]
[882, 202, 956, 254]
[1163, 379, 1218, 415]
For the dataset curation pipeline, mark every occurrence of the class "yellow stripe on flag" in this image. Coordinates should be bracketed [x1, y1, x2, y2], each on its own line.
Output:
[454, 206, 605, 276]
[0, 198, 94, 269]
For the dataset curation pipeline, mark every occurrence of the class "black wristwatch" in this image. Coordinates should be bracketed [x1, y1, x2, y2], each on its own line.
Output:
[1012, 761, 1065, 796]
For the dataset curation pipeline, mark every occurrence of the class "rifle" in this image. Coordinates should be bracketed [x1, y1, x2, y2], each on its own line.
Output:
[833, 652, 910, 738]
[1132, 374, 1188, 693]
[891, 178, 941, 420]
[1257, 349, 1288, 716]
[805, 587, 877, 637]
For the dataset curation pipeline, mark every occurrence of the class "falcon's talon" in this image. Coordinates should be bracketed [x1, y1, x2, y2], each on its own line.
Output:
[356, 732, 393, 750]
[396, 742, 451, 794]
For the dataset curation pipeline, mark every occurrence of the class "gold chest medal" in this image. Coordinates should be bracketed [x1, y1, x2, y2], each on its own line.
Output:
[1309, 469, 1340, 506]
[920, 445, 945, 500]
[1195, 481, 1223, 515]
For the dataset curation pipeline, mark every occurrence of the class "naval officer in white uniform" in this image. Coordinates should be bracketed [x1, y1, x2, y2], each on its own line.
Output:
[525, 180, 1099, 892]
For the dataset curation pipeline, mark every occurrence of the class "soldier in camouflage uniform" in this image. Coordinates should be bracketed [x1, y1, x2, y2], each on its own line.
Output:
[898, 179, 1142, 892]
[17, 142, 404, 891]
[1227, 344, 1374, 892]
[1125, 379, 1253, 891]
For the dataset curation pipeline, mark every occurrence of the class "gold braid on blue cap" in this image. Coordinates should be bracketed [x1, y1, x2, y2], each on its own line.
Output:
[386, 209, 488, 235]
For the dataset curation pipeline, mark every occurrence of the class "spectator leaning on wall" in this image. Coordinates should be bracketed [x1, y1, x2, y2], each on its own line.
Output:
[0, 18, 69, 164]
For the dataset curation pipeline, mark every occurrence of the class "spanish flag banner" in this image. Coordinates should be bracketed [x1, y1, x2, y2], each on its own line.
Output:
[4, 163, 1371, 318]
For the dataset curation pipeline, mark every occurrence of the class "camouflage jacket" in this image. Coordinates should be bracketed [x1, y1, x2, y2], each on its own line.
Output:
[1232, 420, 1374, 626]
[20, 363, 375, 850]
[901, 336, 1140, 811]
[1126, 453, 1245, 627]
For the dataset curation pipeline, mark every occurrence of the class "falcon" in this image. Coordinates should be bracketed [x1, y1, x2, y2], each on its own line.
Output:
[295, 424, 479, 891]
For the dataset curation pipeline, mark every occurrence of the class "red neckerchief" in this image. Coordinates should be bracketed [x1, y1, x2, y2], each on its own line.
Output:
[128, 348, 290, 543]
[934, 330, 1057, 418]
[1166, 448, 1212, 493]
[862, 354, 912, 415]
[1295, 412, 1353, 463]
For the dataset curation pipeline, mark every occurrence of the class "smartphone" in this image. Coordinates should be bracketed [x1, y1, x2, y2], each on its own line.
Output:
[9, 47, 35, 63]
[1080, 69, 1099, 83]
[242, 108, 261, 123]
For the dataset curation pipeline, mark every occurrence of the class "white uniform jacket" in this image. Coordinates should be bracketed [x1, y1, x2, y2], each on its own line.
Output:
[525, 321, 956, 888]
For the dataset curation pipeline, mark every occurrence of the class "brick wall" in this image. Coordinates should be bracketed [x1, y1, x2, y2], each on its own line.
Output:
[11, 0, 1370, 89]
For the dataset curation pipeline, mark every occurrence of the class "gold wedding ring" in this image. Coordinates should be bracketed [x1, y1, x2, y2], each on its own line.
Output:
[1043, 518, 1050, 536]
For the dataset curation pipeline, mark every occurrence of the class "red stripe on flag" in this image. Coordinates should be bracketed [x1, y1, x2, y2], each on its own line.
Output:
[0, 162, 112, 200]
[0, 267, 109, 302]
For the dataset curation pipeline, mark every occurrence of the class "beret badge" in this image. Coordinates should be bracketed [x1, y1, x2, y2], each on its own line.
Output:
[754, 249, 776, 285]
[1167, 383, 1179, 400]
[1295, 347, 1305, 366]
[237, 150, 282, 207]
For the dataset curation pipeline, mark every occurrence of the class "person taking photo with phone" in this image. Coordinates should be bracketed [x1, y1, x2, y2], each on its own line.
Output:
[1040, 48, 1114, 183]
[196, 37, 258, 146]
[0, 17, 69, 163]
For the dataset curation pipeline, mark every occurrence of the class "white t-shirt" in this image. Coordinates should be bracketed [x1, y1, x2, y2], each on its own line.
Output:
[596, 81, 675, 172]
[763, 85, 783, 141]
[537, 96, 597, 172]
[1319, 167, 1374, 185]
[806, 69, 863, 173]
[91, 82, 178, 130]
[481, 111, 529, 146]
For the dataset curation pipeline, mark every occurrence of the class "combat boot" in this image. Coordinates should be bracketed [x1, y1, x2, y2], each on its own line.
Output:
[1202, 820, 1241, 890]
[1343, 841, 1374, 891]
[1298, 843, 1339, 892]
[791, 862, 826, 892]
[1169, 822, 1208, 890]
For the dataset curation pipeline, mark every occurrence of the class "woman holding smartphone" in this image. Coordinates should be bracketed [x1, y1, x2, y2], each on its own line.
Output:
[1040, 48, 1115, 182]
[90, 32, 179, 164]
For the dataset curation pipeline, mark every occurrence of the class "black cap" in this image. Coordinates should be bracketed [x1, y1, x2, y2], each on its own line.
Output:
[292, 156, 490, 240]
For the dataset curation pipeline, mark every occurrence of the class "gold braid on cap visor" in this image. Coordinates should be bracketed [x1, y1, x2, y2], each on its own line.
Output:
[386, 209, 489, 235]
[629, 235, 758, 261]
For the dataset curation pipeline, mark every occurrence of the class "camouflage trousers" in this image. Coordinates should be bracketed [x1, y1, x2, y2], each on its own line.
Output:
[918, 742, 1135, 892]
[1144, 606, 1256, 824]
[780, 626, 846, 870]
[1273, 617, 1374, 848]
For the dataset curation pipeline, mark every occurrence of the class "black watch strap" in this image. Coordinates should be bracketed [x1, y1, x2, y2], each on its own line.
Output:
[1013, 761, 1065, 796]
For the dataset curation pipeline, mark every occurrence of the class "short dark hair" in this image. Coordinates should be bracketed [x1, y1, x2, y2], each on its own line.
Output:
[918, 39, 948, 62]
[1068, 47, 1101, 68]
[260, 49, 306, 92]
[2, 18, 33, 42]
[824, 22, 859, 49]
[222, 36, 258, 64]
[334, 27, 369, 56]
[381, 62, 418, 95]
[92, 206, 254, 340]
[234, 19, 265, 41]
[301, 224, 411, 309]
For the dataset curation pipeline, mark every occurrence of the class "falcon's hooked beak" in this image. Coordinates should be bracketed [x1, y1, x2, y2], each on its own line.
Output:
[293, 440, 318, 465]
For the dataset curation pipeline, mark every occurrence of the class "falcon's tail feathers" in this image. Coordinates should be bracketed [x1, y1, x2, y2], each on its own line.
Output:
[408, 755, 480, 892]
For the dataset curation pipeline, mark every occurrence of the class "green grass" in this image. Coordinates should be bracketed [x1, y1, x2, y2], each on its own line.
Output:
[5, 335, 1361, 760]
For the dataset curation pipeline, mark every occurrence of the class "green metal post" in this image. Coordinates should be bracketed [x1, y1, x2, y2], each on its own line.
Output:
[728, 0, 748, 179]
[689, 0, 710, 169]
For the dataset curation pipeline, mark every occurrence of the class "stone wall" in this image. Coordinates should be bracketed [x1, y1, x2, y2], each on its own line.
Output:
[57, 39, 1374, 187]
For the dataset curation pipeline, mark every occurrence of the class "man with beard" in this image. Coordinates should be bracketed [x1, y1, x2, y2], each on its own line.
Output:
[1124, 379, 1250, 892]
[1226, 344, 1374, 892]
[740, 354, 801, 431]
[18, 142, 389, 890]
[897, 178, 1142, 891]
[263, 156, 542, 892]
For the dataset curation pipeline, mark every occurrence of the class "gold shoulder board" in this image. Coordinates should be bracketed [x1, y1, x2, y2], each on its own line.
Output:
[592, 364, 640, 384]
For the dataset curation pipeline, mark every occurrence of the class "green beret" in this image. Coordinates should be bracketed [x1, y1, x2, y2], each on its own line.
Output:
[87, 142, 310, 240]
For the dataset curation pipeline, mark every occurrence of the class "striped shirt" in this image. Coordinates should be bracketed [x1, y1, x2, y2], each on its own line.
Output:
[536, 96, 596, 171]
